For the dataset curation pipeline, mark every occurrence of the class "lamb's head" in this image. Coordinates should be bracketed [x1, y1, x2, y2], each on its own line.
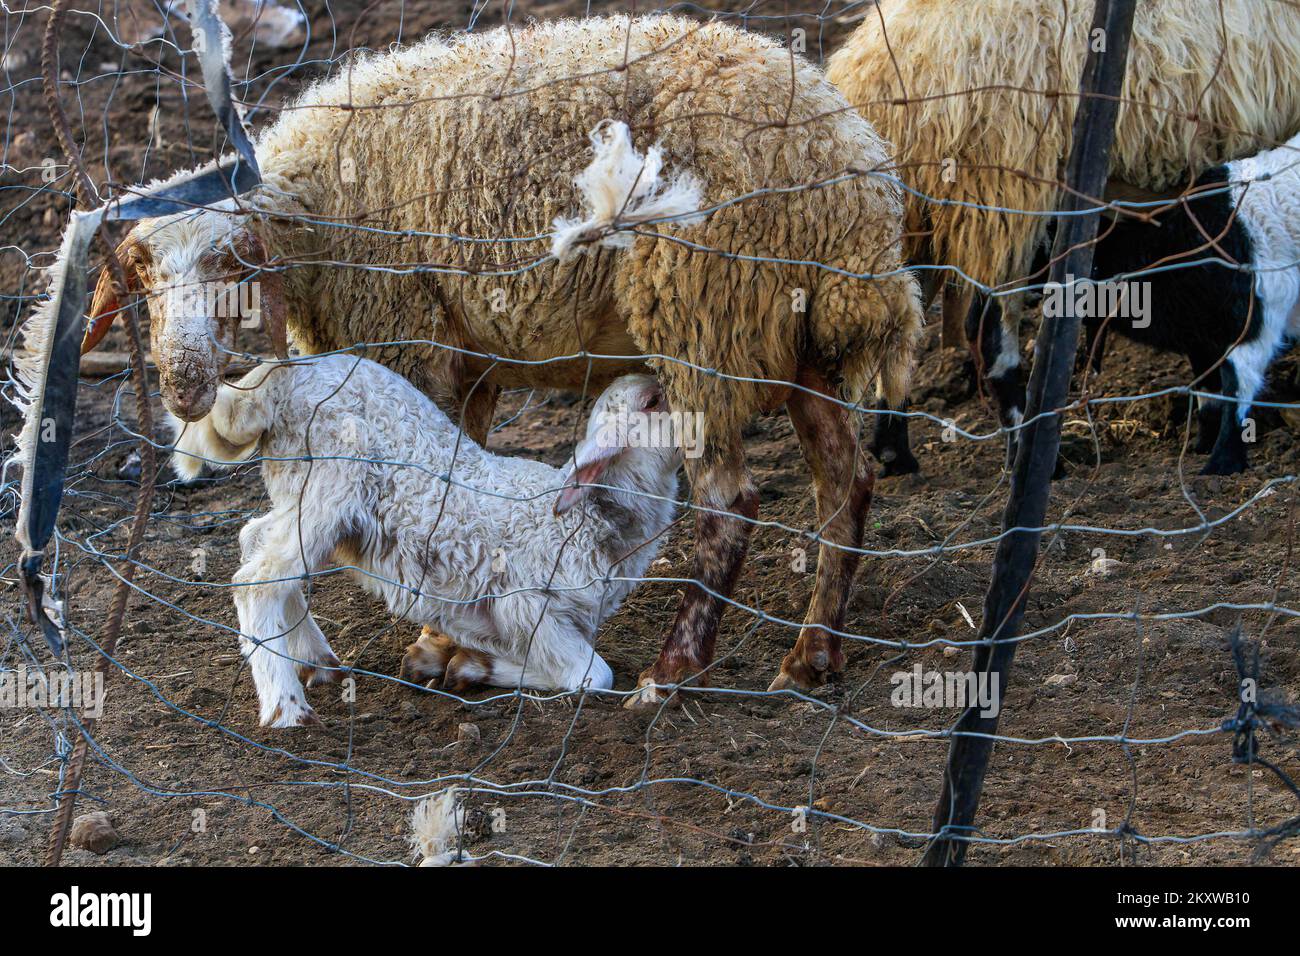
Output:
[81, 208, 286, 421]
[554, 374, 687, 516]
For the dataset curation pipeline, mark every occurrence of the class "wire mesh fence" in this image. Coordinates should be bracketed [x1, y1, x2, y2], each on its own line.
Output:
[2, 0, 1300, 866]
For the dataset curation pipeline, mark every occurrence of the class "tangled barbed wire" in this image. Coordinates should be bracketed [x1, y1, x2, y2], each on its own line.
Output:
[3, 0, 1300, 867]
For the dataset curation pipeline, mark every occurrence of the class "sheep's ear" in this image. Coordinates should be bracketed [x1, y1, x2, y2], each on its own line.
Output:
[554, 442, 619, 516]
[229, 231, 289, 359]
[82, 236, 146, 354]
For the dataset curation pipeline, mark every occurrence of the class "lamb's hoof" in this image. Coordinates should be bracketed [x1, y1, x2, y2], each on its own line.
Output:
[299, 653, 343, 688]
[768, 647, 840, 694]
[441, 648, 493, 694]
[400, 628, 457, 685]
[262, 697, 318, 728]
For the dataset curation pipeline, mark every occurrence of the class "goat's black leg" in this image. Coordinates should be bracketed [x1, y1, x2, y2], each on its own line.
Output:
[1201, 363, 1250, 475]
[1186, 352, 1224, 455]
[966, 292, 1031, 468]
[869, 402, 920, 476]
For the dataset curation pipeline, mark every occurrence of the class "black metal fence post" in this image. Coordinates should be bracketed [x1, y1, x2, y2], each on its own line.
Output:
[921, 0, 1139, 867]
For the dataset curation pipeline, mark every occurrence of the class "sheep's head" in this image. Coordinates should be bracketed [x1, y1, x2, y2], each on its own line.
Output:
[554, 374, 686, 515]
[82, 210, 286, 421]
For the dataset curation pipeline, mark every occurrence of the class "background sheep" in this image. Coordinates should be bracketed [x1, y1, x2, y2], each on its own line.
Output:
[827, 0, 1300, 467]
[80, 15, 923, 701]
[170, 357, 681, 726]
[1078, 133, 1300, 475]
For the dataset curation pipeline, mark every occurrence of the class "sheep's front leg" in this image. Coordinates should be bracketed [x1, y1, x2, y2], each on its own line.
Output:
[770, 373, 874, 692]
[626, 442, 757, 709]
[456, 380, 501, 447]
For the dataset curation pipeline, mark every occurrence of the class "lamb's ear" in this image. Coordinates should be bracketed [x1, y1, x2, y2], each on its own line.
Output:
[554, 440, 621, 516]
[82, 236, 146, 354]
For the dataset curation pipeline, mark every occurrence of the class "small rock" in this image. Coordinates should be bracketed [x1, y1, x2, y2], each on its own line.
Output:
[248, 846, 260, 854]
[870, 830, 897, 849]
[457, 722, 481, 746]
[1044, 673, 1077, 688]
[69, 811, 119, 854]
[1088, 557, 1122, 576]
[0, 817, 29, 844]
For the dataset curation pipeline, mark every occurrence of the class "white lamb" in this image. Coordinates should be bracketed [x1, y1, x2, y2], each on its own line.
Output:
[168, 357, 680, 727]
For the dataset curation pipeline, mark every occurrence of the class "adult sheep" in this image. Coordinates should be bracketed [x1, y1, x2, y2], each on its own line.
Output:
[827, 0, 1300, 469]
[79, 15, 923, 701]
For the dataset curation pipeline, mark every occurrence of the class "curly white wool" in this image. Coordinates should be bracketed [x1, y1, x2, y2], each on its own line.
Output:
[169, 356, 680, 727]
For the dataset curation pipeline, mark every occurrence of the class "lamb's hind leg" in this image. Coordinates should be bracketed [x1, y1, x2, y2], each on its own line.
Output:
[400, 627, 458, 685]
[770, 371, 874, 692]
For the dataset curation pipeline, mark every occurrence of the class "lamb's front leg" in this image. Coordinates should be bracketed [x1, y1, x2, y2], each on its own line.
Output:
[232, 513, 333, 727]
[233, 573, 317, 727]
[626, 443, 757, 709]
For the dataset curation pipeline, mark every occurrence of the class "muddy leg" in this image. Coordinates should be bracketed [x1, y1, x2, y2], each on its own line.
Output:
[456, 381, 501, 447]
[770, 372, 873, 692]
[869, 400, 919, 477]
[625, 440, 757, 709]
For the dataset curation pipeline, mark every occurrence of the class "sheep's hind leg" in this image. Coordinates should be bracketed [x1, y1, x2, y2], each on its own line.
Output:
[460, 644, 615, 694]
[626, 438, 758, 709]
[769, 371, 873, 692]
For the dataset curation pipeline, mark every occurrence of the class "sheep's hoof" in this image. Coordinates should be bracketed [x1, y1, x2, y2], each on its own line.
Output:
[262, 697, 318, 728]
[622, 673, 682, 711]
[878, 450, 920, 478]
[1199, 456, 1247, 477]
[299, 653, 343, 688]
[768, 647, 840, 694]
[400, 628, 457, 685]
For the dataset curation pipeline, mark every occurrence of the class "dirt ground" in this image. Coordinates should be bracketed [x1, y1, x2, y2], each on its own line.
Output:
[2, 1, 1299, 867]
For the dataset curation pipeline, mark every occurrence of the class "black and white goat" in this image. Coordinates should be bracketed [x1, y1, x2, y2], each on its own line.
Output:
[169, 358, 680, 727]
[970, 132, 1300, 475]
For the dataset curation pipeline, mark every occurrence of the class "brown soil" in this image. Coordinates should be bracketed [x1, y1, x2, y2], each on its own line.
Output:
[2, 1, 1298, 867]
